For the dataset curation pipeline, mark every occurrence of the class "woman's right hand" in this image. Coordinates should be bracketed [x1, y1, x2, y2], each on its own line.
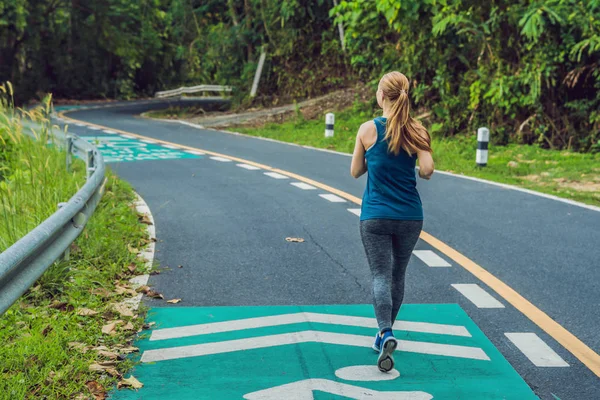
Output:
[417, 148, 434, 180]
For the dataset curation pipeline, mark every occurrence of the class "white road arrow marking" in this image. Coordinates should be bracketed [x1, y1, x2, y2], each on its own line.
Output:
[140, 330, 489, 363]
[149, 312, 471, 341]
[242, 379, 433, 400]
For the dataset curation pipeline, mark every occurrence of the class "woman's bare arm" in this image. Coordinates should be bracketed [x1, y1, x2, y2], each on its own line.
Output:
[351, 122, 375, 178]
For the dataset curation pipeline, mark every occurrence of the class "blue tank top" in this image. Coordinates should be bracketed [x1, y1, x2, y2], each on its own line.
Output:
[360, 117, 423, 221]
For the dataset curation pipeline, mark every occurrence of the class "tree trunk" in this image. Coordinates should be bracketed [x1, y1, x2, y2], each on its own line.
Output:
[244, 0, 253, 62]
[228, 0, 239, 26]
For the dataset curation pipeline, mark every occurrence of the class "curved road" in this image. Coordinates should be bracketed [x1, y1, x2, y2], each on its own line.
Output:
[55, 100, 599, 400]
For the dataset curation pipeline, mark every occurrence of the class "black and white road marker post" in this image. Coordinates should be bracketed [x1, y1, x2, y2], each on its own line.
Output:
[325, 113, 335, 138]
[476, 127, 489, 167]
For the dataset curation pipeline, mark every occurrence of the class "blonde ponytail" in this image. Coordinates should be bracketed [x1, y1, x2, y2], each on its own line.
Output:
[380, 72, 432, 156]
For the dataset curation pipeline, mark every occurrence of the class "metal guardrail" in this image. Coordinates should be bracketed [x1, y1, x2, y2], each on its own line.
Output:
[155, 84, 233, 99]
[0, 117, 106, 316]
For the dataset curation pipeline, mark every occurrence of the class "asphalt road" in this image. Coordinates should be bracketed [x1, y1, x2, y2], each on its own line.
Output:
[56, 99, 600, 400]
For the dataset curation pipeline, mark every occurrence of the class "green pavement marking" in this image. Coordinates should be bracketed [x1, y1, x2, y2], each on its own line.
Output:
[80, 136, 201, 163]
[111, 304, 537, 400]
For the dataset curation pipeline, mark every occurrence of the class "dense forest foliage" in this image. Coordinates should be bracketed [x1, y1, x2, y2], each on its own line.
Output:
[1, 0, 599, 151]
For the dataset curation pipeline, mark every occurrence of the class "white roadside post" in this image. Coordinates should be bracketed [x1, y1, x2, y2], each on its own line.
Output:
[476, 127, 489, 167]
[325, 113, 335, 138]
[250, 52, 267, 98]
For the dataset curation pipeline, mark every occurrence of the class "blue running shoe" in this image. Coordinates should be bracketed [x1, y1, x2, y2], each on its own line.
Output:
[377, 330, 398, 373]
[372, 333, 382, 353]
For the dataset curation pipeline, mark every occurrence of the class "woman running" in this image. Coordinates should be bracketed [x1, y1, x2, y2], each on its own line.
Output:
[351, 71, 434, 372]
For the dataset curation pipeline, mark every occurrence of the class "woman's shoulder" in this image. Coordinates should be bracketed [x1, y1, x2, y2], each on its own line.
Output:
[358, 120, 377, 133]
[359, 120, 379, 150]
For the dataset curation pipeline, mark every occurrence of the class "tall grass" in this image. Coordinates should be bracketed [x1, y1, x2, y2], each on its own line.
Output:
[0, 84, 84, 251]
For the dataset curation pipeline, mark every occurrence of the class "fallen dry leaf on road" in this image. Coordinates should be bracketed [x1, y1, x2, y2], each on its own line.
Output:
[101, 323, 116, 335]
[120, 347, 139, 353]
[127, 244, 139, 254]
[146, 291, 164, 299]
[112, 303, 134, 317]
[68, 342, 90, 353]
[49, 301, 70, 310]
[138, 214, 153, 225]
[89, 364, 119, 378]
[118, 376, 143, 390]
[98, 350, 119, 360]
[91, 288, 112, 298]
[115, 285, 138, 296]
[86, 380, 106, 400]
[77, 308, 99, 316]
[105, 368, 121, 378]
[98, 360, 117, 367]
[122, 322, 135, 331]
[92, 346, 108, 351]
[135, 285, 150, 294]
[127, 264, 137, 273]
[89, 364, 110, 372]
[166, 299, 181, 304]
[142, 322, 156, 330]
[178, 265, 183, 268]
[285, 237, 305, 243]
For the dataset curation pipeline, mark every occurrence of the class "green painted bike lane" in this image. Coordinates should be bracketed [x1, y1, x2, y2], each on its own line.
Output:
[110, 304, 537, 399]
[80, 136, 203, 163]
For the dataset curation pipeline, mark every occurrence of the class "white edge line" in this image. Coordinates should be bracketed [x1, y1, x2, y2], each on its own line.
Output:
[161, 118, 598, 213]
[264, 172, 289, 179]
[505, 332, 570, 367]
[432, 169, 600, 212]
[319, 193, 346, 203]
[451, 284, 505, 309]
[128, 192, 156, 310]
[347, 208, 361, 217]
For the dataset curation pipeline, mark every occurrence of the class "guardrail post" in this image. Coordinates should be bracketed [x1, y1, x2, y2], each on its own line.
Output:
[86, 149, 95, 180]
[66, 136, 73, 172]
[58, 202, 70, 261]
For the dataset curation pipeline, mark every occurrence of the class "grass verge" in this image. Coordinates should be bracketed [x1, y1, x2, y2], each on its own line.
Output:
[1, 90, 149, 399]
[230, 106, 600, 206]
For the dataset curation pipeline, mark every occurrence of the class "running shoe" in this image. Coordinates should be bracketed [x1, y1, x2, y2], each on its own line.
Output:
[377, 330, 398, 373]
[372, 332, 382, 353]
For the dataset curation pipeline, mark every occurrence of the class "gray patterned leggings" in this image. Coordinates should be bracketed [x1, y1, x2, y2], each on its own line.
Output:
[360, 219, 423, 332]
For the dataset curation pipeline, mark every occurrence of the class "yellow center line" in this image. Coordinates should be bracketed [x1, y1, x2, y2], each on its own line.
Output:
[58, 111, 600, 378]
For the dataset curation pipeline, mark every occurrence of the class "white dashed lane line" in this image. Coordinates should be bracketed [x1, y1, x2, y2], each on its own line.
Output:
[162, 145, 179, 149]
[347, 208, 361, 217]
[319, 194, 346, 203]
[264, 172, 289, 179]
[210, 156, 232, 162]
[186, 150, 206, 156]
[102, 129, 117, 134]
[237, 163, 261, 170]
[505, 332, 569, 367]
[451, 284, 505, 308]
[121, 134, 136, 139]
[290, 182, 316, 190]
[88, 126, 102, 130]
[141, 139, 158, 144]
[413, 250, 452, 267]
